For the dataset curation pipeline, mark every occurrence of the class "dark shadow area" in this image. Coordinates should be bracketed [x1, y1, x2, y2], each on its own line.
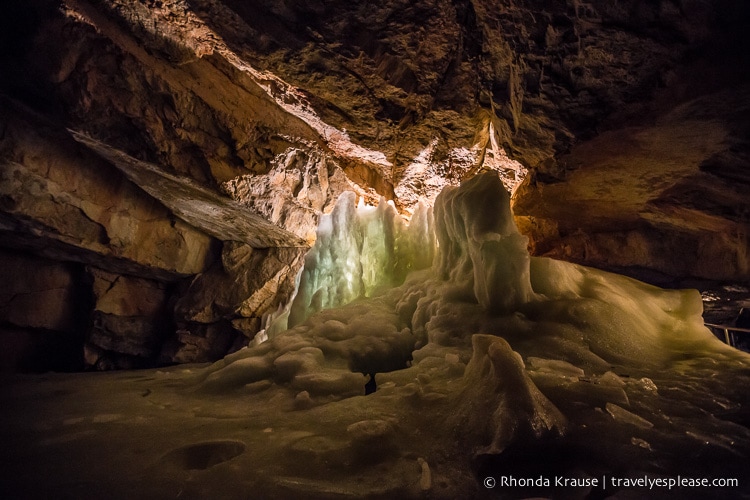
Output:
[160, 440, 246, 471]
[364, 372, 377, 395]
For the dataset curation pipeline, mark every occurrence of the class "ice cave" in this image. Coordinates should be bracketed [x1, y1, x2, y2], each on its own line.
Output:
[3, 173, 749, 498]
[2, 0, 750, 499]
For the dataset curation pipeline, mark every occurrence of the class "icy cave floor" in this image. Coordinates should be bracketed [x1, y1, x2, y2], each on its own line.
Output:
[2, 173, 750, 499]
[1, 271, 750, 500]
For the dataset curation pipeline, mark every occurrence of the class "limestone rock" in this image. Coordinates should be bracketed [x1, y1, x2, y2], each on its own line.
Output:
[89, 268, 168, 318]
[222, 147, 365, 244]
[0, 103, 217, 279]
[175, 242, 306, 326]
[71, 131, 308, 248]
[160, 322, 238, 364]
[84, 267, 171, 367]
[0, 250, 83, 334]
[88, 312, 163, 359]
[514, 89, 750, 281]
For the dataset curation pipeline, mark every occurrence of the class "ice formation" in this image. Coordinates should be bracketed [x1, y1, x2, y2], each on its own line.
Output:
[434, 173, 535, 313]
[4, 172, 750, 499]
[287, 192, 434, 328]
[188, 171, 750, 496]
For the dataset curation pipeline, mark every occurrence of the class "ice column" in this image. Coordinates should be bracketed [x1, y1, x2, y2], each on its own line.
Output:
[433, 171, 535, 313]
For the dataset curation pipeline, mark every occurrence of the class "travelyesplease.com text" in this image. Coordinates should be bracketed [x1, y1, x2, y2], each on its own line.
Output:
[483, 474, 739, 490]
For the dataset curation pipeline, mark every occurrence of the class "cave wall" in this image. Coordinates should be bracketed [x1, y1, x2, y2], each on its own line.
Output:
[0, 249, 88, 372]
[1, 0, 748, 370]
[514, 88, 750, 283]
[0, 99, 306, 371]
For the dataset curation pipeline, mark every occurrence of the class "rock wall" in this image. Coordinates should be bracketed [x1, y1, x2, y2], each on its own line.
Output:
[0, 250, 89, 372]
[0, 100, 307, 371]
[514, 88, 750, 282]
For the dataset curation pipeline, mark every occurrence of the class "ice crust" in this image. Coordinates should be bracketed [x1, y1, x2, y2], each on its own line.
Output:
[5, 172, 750, 498]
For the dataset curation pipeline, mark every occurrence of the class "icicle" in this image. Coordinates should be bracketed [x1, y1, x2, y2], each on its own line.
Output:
[285, 192, 435, 328]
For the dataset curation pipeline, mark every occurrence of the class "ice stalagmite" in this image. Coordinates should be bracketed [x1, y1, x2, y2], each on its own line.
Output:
[457, 334, 568, 456]
[434, 172, 535, 314]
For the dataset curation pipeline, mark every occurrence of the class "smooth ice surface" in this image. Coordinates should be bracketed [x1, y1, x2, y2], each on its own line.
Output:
[2, 172, 749, 499]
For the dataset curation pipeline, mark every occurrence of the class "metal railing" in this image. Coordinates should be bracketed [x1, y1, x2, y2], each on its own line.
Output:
[705, 323, 750, 348]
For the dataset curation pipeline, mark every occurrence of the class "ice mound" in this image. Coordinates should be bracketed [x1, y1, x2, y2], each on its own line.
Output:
[456, 335, 568, 455]
[179, 171, 750, 497]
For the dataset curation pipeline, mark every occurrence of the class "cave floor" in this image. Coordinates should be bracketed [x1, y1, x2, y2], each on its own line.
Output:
[2, 352, 750, 500]
[0, 365, 472, 500]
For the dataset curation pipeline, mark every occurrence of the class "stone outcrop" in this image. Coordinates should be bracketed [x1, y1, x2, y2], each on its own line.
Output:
[0, 99, 308, 371]
[514, 88, 750, 282]
[170, 243, 306, 362]
[85, 268, 171, 369]
[222, 147, 368, 244]
[0, 102, 217, 279]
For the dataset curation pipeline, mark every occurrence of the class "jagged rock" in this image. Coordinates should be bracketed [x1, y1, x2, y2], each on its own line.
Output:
[89, 268, 168, 318]
[1, 99, 317, 370]
[160, 322, 238, 364]
[0, 103, 217, 279]
[82, 340, 155, 371]
[88, 312, 162, 358]
[72, 132, 308, 248]
[175, 242, 306, 326]
[222, 147, 361, 244]
[84, 267, 171, 367]
[229, 318, 262, 342]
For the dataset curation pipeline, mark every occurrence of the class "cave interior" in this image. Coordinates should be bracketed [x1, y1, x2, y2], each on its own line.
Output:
[1, 0, 750, 498]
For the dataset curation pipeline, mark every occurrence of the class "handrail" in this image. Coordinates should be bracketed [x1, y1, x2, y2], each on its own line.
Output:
[705, 323, 750, 347]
